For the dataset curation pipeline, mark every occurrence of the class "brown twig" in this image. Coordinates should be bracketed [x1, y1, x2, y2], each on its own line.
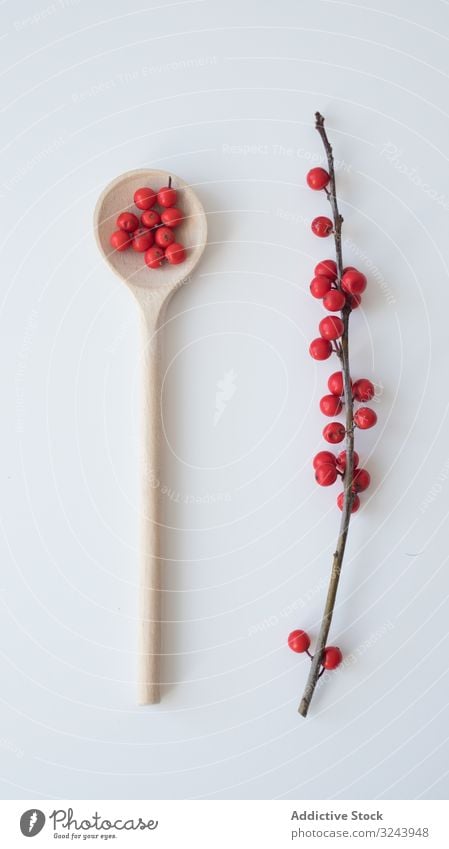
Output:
[298, 113, 355, 717]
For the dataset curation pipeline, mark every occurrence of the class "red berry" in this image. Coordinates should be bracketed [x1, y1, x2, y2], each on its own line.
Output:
[319, 316, 344, 340]
[309, 337, 332, 360]
[144, 246, 165, 269]
[132, 228, 154, 252]
[314, 259, 337, 280]
[288, 629, 311, 653]
[157, 183, 177, 207]
[354, 407, 377, 429]
[341, 268, 367, 295]
[315, 463, 338, 486]
[322, 646, 343, 669]
[155, 226, 175, 248]
[352, 378, 375, 402]
[310, 275, 332, 299]
[348, 293, 361, 309]
[336, 450, 359, 472]
[117, 211, 139, 232]
[313, 451, 336, 470]
[323, 422, 345, 444]
[311, 216, 333, 237]
[327, 371, 344, 396]
[110, 229, 132, 252]
[320, 394, 343, 417]
[141, 210, 161, 229]
[337, 492, 360, 513]
[352, 468, 371, 493]
[306, 167, 330, 190]
[161, 207, 184, 227]
[323, 289, 346, 312]
[133, 187, 157, 210]
[165, 242, 186, 264]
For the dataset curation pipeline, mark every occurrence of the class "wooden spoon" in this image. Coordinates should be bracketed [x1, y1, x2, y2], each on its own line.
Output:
[94, 169, 207, 704]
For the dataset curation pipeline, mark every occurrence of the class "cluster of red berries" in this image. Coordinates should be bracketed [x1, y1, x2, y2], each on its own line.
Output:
[309, 258, 365, 315]
[307, 167, 366, 310]
[314, 447, 371, 513]
[288, 629, 342, 670]
[109, 179, 187, 269]
[306, 166, 377, 513]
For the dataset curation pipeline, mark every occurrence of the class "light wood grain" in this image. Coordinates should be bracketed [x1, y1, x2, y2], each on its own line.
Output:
[94, 169, 207, 704]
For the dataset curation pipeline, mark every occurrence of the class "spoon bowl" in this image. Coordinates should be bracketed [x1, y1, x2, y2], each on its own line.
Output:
[95, 168, 207, 293]
[94, 169, 207, 704]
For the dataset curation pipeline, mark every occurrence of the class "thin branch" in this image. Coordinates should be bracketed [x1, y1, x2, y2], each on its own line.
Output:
[298, 113, 355, 717]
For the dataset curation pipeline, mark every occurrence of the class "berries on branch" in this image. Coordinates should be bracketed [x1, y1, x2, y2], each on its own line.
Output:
[288, 112, 380, 717]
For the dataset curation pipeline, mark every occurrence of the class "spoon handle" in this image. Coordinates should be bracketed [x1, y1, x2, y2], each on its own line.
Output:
[137, 297, 167, 705]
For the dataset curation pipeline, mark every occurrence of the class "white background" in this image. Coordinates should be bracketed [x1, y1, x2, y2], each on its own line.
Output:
[0, 0, 448, 801]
